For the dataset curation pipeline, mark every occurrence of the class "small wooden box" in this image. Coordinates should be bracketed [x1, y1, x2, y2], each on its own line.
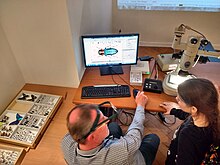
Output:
[0, 90, 63, 164]
[0, 143, 26, 165]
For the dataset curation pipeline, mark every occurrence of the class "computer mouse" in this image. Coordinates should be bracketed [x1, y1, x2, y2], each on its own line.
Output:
[133, 89, 139, 98]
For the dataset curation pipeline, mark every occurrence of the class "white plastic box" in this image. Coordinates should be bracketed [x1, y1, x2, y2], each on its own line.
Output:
[130, 70, 142, 86]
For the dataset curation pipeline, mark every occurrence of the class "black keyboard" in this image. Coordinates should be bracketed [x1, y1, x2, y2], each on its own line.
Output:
[81, 85, 131, 99]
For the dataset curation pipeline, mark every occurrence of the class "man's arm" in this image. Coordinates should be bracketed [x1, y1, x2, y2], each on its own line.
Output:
[127, 91, 148, 137]
[117, 92, 147, 155]
[127, 105, 145, 136]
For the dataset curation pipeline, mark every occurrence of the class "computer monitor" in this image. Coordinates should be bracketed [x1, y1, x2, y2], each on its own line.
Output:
[81, 33, 139, 75]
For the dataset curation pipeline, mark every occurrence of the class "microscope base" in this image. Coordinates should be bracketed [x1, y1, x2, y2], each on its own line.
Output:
[163, 73, 195, 96]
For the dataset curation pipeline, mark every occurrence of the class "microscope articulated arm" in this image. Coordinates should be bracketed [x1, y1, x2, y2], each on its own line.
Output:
[197, 49, 220, 58]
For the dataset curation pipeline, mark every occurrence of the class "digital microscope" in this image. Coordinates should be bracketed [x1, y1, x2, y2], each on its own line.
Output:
[163, 24, 220, 96]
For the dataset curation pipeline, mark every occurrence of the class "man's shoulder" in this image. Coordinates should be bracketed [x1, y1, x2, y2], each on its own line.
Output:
[61, 133, 76, 148]
[61, 133, 77, 164]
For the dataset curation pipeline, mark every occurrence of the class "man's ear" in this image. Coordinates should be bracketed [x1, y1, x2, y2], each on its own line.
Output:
[191, 106, 198, 116]
[87, 133, 95, 142]
[87, 132, 101, 144]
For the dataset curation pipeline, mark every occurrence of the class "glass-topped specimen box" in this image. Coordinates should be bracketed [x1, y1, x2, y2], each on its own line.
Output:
[0, 90, 63, 149]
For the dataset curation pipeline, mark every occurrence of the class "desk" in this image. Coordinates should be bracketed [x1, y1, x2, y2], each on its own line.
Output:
[73, 65, 175, 112]
[73, 47, 220, 112]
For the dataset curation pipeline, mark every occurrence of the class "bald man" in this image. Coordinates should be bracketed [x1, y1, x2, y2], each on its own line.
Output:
[61, 92, 160, 165]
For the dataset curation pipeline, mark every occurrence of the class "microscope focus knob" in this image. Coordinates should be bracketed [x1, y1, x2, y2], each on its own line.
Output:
[190, 38, 198, 44]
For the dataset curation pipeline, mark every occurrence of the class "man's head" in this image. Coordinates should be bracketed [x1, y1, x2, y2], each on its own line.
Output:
[67, 104, 110, 144]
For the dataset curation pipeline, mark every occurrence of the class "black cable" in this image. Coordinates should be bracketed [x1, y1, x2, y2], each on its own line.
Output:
[117, 110, 176, 127]
[154, 61, 159, 80]
[181, 24, 206, 39]
[116, 73, 136, 89]
[110, 67, 177, 126]
[147, 111, 157, 116]
[147, 111, 176, 126]
[157, 112, 176, 126]
[149, 58, 157, 79]
[111, 74, 119, 85]
[110, 68, 136, 89]
[117, 109, 134, 126]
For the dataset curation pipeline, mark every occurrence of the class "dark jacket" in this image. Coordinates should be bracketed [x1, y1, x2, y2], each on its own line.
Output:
[166, 108, 213, 165]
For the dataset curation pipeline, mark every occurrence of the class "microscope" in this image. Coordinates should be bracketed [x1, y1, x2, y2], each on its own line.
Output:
[163, 24, 220, 96]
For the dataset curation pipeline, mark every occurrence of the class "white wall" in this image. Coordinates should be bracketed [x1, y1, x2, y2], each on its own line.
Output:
[66, 0, 85, 81]
[0, 0, 80, 88]
[66, 0, 112, 81]
[80, 0, 112, 35]
[112, 1, 220, 49]
[0, 0, 112, 113]
[0, 24, 25, 113]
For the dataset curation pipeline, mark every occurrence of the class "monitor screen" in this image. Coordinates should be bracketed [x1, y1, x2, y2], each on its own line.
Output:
[81, 33, 139, 75]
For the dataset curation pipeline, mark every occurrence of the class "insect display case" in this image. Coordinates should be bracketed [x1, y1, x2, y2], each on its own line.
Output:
[0, 90, 63, 164]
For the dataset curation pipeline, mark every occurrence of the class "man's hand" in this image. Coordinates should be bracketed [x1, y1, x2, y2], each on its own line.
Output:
[135, 91, 148, 107]
[159, 102, 180, 115]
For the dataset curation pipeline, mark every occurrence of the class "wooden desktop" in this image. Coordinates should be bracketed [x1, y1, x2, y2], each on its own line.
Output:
[73, 47, 220, 112]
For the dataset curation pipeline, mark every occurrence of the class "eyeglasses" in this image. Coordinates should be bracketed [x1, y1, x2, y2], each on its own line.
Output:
[80, 101, 118, 141]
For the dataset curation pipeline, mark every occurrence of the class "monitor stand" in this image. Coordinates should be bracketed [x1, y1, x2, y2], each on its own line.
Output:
[99, 66, 123, 76]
